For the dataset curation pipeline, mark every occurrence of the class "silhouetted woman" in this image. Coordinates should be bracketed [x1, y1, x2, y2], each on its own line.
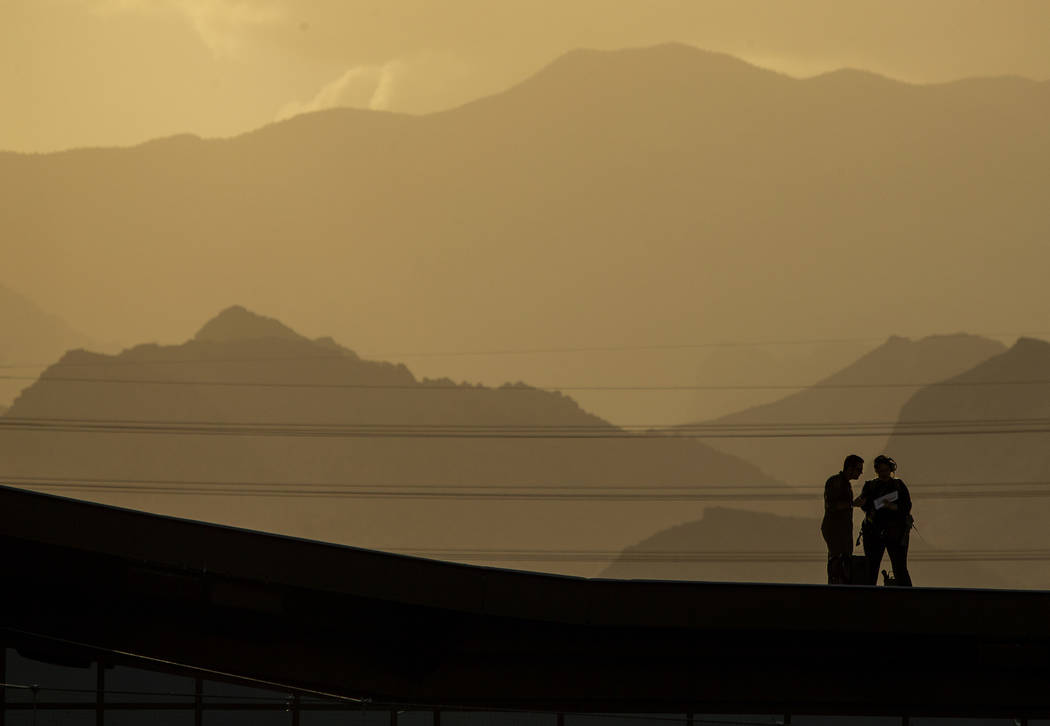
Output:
[857, 455, 913, 586]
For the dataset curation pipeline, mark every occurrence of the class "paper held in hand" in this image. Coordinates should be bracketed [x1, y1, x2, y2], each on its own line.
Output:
[873, 490, 899, 510]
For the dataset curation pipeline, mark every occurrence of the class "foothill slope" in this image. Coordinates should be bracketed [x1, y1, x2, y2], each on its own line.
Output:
[1, 306, 781, 577]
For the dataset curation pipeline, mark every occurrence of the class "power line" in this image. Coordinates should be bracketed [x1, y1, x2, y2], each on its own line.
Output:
[11, 414, 1050, 427]
[8, 414, 1050, 431]
[5, 416, 1050, 438]
[1, 490, 1047, 558]
[386, 548, 1050, 564]
[0, 337, 896, 371]
[7, 478, 1050, 502]
[3, 329, 1049, 368]
[9, 373, 1050, 391]
[0, 354, 359, 370]
[232, 330, 1050, 358]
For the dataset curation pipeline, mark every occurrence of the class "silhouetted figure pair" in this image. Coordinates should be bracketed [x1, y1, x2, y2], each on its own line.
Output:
[822, 453, 914, 586]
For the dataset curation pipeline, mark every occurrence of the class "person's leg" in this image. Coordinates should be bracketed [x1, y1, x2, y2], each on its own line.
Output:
[828, 553, 850, 584]
[862, 533, 885, 586]
[824, 522, 851, 584]
[886, 536, 913, 587]
[822, 523, 837, 584]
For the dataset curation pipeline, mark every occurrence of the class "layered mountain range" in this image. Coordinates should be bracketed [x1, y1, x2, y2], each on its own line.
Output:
[880, 338, 1050, 588]
[3, 43, 1049, 425]
[600, 507, 1013, 589]
[694, 334, 1007, 485]
[3, 43, 1046, 584]
[0, 283, 93, 407]
[4, 308, 1045, 586]
[620, 335, 1049, 589]
[1, 306, 780, 575]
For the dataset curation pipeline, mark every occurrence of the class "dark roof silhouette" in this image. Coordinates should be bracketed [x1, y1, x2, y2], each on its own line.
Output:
[3, 484, 1050, 717]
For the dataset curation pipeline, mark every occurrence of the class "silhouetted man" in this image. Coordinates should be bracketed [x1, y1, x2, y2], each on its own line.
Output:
[821, 454, 864, 584]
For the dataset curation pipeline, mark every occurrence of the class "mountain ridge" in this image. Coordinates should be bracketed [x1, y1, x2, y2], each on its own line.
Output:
[6, 44, 1048, 158]
[3, 42, 1048, 427]
[0, 282, 95, 407]
[689, 334, 1007, 485]
[871, 337, 1050, 589]
[2, 306, 781, 577]
[600, 506, 1015, 588]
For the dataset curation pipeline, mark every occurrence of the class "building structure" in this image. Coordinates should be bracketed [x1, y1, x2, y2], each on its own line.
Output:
[2, 484, 1049, 725]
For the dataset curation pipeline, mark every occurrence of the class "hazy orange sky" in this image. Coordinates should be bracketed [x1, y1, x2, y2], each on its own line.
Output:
[4, 0, 1050, 153]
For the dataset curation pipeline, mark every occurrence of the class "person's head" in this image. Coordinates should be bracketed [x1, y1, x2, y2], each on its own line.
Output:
[873, 455, 897, 480]
[842, 454, 864, 480]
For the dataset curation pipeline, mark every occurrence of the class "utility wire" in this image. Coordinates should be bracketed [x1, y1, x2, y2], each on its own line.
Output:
[4, 417, 1050, 438]
[388, 549, 1050, 564]
[8, 329, 1048, 367]
[9, 414, 1050, 427]
[0, 336, 918, 370]
[10, 414, 1050, 429]
[7, 477, 1050, 501]
[362, 330, 1050, 358]
[8, 373, 1050, 391]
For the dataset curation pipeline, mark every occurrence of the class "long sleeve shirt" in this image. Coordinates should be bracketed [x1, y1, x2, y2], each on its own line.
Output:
[860, 477, 912, 540]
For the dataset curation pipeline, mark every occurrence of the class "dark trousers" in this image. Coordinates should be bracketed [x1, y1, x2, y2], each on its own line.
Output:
[862, 531, 913, 586]
[821, 517, 853, 585]
[826, 554, 851, 585]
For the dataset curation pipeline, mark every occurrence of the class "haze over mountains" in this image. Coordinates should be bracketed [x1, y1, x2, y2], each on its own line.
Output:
[600, 508, 1013, 589]
[660, 334, 1050, 589]
[877, 338, 1050, 589]
[3, 42, 1047, 588]
[4, 306, 1045, 586]
[4, 43, 1049, 426]
[0, 283, 93, 408]
[1, 306, 782, 576]
[697, 334, 1007, 486]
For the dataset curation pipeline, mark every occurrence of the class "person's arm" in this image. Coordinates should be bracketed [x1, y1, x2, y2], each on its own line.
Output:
[858, 482, 874, 513]
[832, 478, 852, 510]
[852, 492, 866, 508]
[824, 477, 847, 510]
[897, 480, 912, 517]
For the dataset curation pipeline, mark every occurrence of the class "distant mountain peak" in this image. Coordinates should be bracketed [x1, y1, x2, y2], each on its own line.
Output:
[555, 43, 756, 69]
[535, 43, 772, 82]
[806, 67, 903, 87]
[1011, 336, 1050, 354]
[193, 306, 305, 343]
[883, 334, 911, 346]
[134, 133, 203, 151]
[493, 43, 784, 108]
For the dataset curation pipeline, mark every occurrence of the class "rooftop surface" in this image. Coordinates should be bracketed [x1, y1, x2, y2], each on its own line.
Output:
[2, 484, 1049, 717]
